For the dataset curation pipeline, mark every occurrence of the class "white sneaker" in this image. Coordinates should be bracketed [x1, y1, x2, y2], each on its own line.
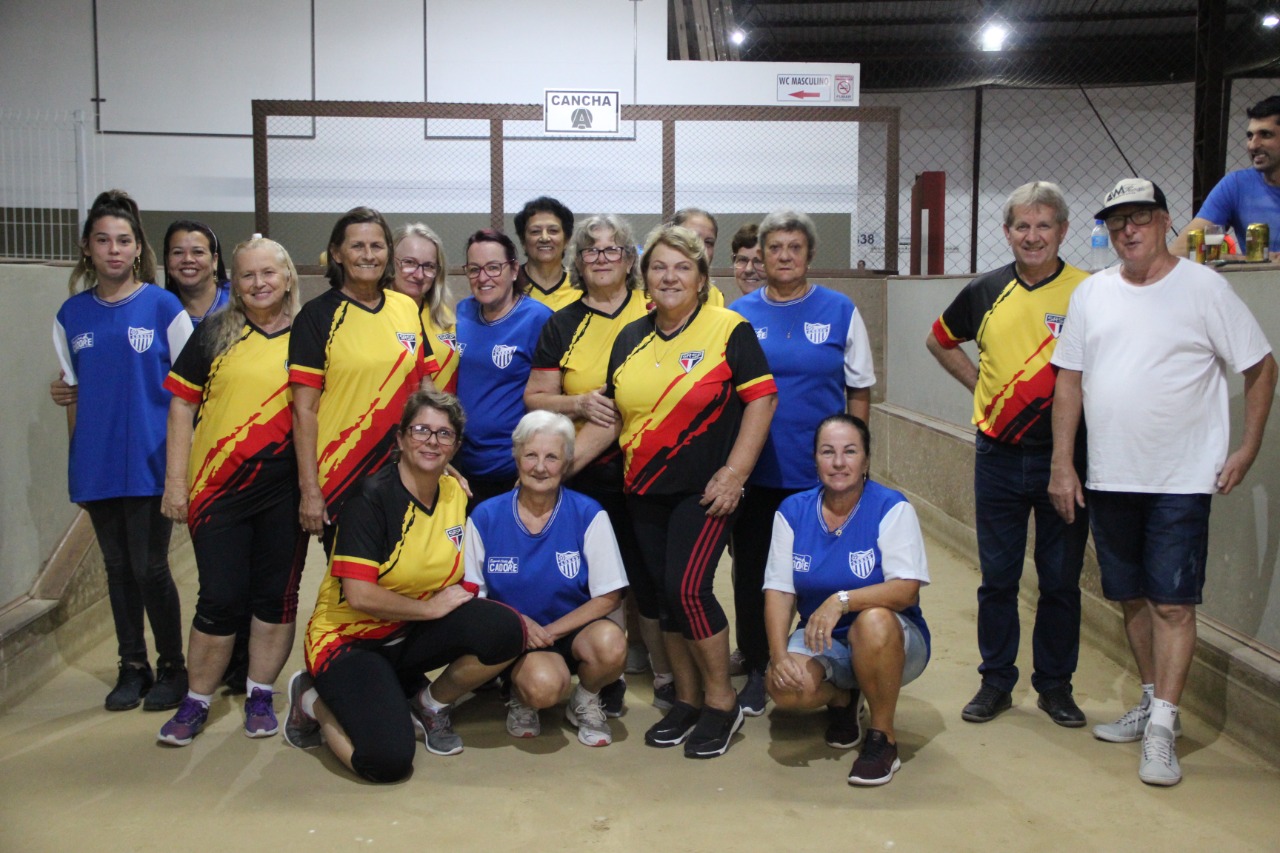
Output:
[505, 699, 541, 738]
[624, 644, 651, 675]
[1093, 701, 1183, 743]
[1138, 724, 1181, 786]
[565, 685, 612, 747]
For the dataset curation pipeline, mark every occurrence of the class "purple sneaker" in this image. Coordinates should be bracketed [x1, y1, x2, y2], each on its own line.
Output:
[244, 686, 278, 738]
[157, 696, 209, 746]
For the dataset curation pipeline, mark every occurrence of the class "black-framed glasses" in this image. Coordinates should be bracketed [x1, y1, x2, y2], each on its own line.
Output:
[732, 254, 758, 268]
[580, 246, 626, 263]
[405, 425, 458, 446]
[462, 260, 512, 280]
[398, 258, 439, 278]
[1104, 208, 1156, 231]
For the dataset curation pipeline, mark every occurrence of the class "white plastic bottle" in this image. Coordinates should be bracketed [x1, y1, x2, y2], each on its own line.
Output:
[1089, 219, 1111, 271]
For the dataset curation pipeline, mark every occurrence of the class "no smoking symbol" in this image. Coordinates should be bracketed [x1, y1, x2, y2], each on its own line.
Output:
[836, 78, 852, 96]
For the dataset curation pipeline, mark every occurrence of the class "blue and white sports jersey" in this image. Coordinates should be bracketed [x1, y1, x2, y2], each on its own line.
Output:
[189, 281, 231, 325]
[734, 285, 875, 489]
[463, 487, 628, 627]
[454, 295, 553, 479]
[52, 283, 194, 502]
[763, 482, 930, 655]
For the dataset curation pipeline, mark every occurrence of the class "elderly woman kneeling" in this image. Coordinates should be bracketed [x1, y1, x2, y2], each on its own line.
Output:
[464, 411, 629, 746]
[764, 415, 931, 786]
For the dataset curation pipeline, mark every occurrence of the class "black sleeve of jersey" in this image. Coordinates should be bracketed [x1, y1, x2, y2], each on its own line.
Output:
[168, 317, 217, 390]
[532, 308, 571, 370]
[331, 472, 395, 573]
[725, 319, 773, 388]
[938, 263, 1016, 343]
[288, 292, 335, 376]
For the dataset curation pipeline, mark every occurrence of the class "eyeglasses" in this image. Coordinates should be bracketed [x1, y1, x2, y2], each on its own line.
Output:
[1104, 208, 1157, 231]
[398, 259, 439, 278]
[732, 254, 758, 268]
[462, 260, 512, 280]
[580, 246, 626, 263]
[405, 424, 458, 446]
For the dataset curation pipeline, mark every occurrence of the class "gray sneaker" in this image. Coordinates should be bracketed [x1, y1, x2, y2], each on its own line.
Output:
[1138, 723, 1181, 786]
[505, 698, 541, 738]
[410, 695, 463, 756]
[283, 670, 321, 750]
[565, 685, 613, 747]
[1093, 701, 1182, 743]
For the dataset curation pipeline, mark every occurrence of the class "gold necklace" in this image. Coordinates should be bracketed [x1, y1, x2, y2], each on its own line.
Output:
[652, 314, 691, 367]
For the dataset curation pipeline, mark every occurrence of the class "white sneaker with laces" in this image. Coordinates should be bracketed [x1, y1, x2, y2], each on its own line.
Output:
[565, 685, 612, 747]
[1138, 724, 1181, 786]
[1093, 701, 1182, 743]
[505, 699, 541, 738]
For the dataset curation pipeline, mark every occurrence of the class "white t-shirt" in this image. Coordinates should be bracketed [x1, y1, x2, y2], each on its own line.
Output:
[1051, 259, 1271, 493]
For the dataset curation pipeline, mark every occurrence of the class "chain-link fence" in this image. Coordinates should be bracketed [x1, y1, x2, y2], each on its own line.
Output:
[253, 101, 898, 276]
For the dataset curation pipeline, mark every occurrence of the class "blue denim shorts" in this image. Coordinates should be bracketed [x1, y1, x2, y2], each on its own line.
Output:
[1088, 491, 1212, 605]
[786, 613, 928, 691]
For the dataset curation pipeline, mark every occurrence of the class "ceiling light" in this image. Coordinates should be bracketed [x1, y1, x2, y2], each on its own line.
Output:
[1263, 14, 1279, 27]
[981, 23, 1008, 52]
[730, 29, 746, 45]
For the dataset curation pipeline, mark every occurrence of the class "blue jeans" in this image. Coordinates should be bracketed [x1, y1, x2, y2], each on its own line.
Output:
[973, 433, 1088, 694]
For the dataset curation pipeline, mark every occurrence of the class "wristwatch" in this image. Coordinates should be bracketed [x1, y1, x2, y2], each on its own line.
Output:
[837, 590, 850, 613]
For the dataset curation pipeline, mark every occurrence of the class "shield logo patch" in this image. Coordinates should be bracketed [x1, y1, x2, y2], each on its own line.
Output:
[438, 331, 458, 351]
[678, 351, 704, 373]
[1044, 313, 1066, 338]
[556, 550, 581, 579]
[492, 344, 517, 369]
[848, 549, 875, 580]
[446, 525, 463, 550]
[804, 322, 831, 344]
[397, 332, 417, 353]
[127, 327, 154, 354]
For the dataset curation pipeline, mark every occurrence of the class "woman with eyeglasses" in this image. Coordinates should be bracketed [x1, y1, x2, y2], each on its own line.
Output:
[454, 228, 554, 509]
[289, 207, 439, 554]
[727, 210, 877, 719]
[283, 390, 524, 782]
[730, 222, 763, 296]
[515, 196, 579, 312]
[392, 223, 459, 394]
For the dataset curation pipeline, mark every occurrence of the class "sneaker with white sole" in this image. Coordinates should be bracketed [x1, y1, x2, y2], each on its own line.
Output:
[1138, 723, 1181, 786]
[652, 676, 676, 712]
[244, 686, 278, 738]
[847, 728, 901, 786]
[737, 670, 767, 717]
[283, 670, 321, 750]
[410, 695, 463, 756]
[1093, 701, 1182, 743]
[505, 699, 541, 738]
[600, 677, 626, 718]
[645, 700, 700, 747]
[157, 696, 209, 746]
[683, 704, 745, 759]
[565, 685, 613, 747]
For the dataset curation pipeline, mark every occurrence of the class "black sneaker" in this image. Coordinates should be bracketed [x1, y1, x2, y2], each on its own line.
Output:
[961, 683, 1012, 723]
[737, 670, 767, 717]
[1037, 685, 1086, 728]
[683, 704, 745, 759]
[600, 677, 626, 718]
[644, 701, 700, 747]
[847, 728, 901, 786]
[105, 662, 153, 711]
[144, 662, 188, 711]
[825, 691, 863, 749]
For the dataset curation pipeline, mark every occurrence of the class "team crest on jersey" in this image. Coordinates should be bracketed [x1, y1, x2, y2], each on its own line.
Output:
[445, 525, 464, 551]
[397, 332, 418, 353]
[488, 556, 519, 574]
[679, 351, 704, 373]
[492, 344, 517, 369]
[793, 553, 812, 573]
[804, 322, 831, 344]
[848, 549, 875, 579]
[437, 331, 458, 351]
[556, 550, 582, 579]
[71, 332, 93, 353]
[127, 327, 154, 354]
[1044, 313, 1066, 338]
[755, 327, 768, 341]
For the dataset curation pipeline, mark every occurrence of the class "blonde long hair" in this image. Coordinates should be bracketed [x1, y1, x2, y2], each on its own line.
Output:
[202, 237, 301, 358]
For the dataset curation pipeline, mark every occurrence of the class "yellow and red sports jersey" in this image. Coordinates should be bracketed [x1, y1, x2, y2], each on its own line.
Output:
[533, 289, 651, 406]
[288, 289, 438, 515]
[518, 265, 581, 312]
[606, 304, 776, 495]
[164, 320, 295, 531]
[423, 310, 459, 394]
[304, 466, 467, 675]
[706, 284, 726, 308]
[931, 260, 1087, 447]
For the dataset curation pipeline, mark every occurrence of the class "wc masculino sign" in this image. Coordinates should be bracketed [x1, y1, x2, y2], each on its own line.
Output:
[544, 90, 620, 134]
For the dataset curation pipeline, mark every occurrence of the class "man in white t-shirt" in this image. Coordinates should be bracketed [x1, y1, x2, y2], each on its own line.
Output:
[1048, 178, 1277, 787]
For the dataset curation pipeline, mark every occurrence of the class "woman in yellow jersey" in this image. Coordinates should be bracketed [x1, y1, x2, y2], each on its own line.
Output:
[284, 390, 524, 783]
[671, 207, 727, 308]
[289, 208, 438, 554]
[575, 224, 777, 759]
[157, 238, 306, 746]
[392, 222, 458, 394]
[525, 213, 673, 711]
[514, 196, 580, 311]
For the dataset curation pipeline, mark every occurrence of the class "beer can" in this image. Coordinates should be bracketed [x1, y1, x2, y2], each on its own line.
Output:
[1246, 223, 1270, 263]
[1186, 229, 1205, 264]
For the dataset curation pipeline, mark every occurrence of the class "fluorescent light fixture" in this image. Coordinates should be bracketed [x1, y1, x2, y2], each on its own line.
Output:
[730, 29, 746, 45]
[981, 23, 1008, 51]
[1263, 13, 1280, 27]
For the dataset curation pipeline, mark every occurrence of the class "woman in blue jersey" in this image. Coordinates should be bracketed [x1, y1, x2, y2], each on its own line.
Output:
[464, 411, 628, 747]
[52, 189, 194, 713]
[161, 220, 231, 325]
[730, 210, 877, 717]
[454, 229, 553, 510]
[764, 414, 930, 787]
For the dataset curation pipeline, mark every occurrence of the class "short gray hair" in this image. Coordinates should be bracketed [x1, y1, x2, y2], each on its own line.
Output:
[568, 214, 640, 291]
[1003, 181, 1069, 227]
[757, 210, 818, 262]
[512, 410, 576, 467]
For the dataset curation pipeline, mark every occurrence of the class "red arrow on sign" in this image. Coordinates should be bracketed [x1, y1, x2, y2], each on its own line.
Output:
[788, 90, 822, 99]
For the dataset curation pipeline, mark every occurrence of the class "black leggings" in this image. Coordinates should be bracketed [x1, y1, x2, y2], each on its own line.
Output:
[627, 492, 734, 640]
[313, 598, 524, 783]
[84, 496, 184, 666]
[730, 485, 798, 673]
[574, 484, 659, 620]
